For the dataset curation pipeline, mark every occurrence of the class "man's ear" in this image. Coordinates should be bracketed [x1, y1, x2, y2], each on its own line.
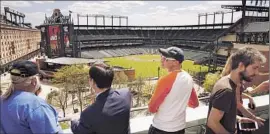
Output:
[238, 62, 246, 71]
[89, 78, 96, 87]
[31, 77, 36, 85]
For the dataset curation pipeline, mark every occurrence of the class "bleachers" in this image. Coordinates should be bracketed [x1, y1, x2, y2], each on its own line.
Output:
[75, 25, 228, 64]
[80, 47, 209, 62]
[76, 28, 225, 41]
[75, 26, 228, 53]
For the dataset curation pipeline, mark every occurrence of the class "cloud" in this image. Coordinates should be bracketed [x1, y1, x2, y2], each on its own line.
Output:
[129, 5, 199, 26]
[207, 1, 242, 5]
[174, 4, 209, 12]
[102, 1, 147, 11]
[67, 2, 112, 15]
[24, 11, 51, 27]
[128, 1, 243, 26]
[68, 1, 240, 26]
[1, 1, 32, 17]
[102, 1, 147, 7]
[46, 8, 53, 12]
[129, 12, 199, 26]
[149, 6, 167, 10]
[9, 1, 250, 27]
[32, 1, 54, 4]
[1, 1, 32, 8]
[66, 1, 147, 24]
[67, 1, 147, 15]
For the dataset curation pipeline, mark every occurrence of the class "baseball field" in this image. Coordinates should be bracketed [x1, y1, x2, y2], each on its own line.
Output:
[104, 54, 208, 78]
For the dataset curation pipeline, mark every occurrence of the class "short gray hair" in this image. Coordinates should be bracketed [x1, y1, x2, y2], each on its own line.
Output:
[2, 75, 39, 100]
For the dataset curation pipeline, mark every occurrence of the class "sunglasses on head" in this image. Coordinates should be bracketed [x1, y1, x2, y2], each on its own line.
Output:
[161, 55, 176, 61]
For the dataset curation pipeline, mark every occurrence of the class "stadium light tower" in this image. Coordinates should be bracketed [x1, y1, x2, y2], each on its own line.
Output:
[76, 13, 128, 27]
[198, 10, 234, 29]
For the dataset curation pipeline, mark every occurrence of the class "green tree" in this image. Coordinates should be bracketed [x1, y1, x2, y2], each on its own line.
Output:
[53, 64, 89, 113]
[203, 72, 221, 93]
[49, 90, 69, 117]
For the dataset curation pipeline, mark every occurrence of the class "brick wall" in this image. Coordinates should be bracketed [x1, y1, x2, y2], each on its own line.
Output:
[0, 24, 41, 65]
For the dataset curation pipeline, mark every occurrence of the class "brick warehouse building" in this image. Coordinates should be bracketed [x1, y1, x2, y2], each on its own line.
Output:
[0, 24, 40, 65]
[0, 7, 41, 73]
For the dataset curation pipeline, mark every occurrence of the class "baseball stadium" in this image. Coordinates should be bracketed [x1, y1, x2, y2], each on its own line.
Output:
[0, 1, 269, 134]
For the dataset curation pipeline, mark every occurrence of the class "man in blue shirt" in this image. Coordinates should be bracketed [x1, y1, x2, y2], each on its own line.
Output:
[0, 60, 62, 134]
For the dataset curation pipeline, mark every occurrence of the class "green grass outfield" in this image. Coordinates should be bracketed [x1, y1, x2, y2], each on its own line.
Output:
[104, 55, 208, 78]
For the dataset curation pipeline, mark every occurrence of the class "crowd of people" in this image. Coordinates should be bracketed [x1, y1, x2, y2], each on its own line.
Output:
[0, 46, 269, 134]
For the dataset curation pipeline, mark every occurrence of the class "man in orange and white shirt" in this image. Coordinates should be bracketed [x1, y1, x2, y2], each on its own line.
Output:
[148, 47, 199, 134]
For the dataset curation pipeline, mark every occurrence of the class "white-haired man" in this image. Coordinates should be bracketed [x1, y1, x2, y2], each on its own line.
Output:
[0, 60, 62, 134]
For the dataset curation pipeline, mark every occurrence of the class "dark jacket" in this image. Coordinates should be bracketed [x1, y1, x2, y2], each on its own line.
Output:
[71, 88, 132, 134]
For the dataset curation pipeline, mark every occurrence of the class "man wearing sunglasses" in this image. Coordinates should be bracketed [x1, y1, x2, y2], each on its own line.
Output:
[148, 47, 198, 134]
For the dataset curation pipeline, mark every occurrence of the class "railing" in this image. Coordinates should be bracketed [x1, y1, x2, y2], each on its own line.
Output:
[58, 106, 149, 123]
[60, 94, 269, 133]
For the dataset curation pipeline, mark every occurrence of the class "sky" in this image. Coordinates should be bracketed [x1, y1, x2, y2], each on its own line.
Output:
[1, 1, 269, 27]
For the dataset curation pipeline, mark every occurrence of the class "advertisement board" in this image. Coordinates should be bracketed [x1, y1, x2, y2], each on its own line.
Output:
[48, 25, 60, 56]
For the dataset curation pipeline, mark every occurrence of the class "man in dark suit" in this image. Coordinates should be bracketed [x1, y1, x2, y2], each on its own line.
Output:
[71, 65, 132, 134]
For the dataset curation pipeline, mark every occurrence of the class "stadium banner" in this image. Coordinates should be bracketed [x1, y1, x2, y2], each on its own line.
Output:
[63, 25, 72, 57]
[48, 25, 60, 56]
[40, 26, 47, 55]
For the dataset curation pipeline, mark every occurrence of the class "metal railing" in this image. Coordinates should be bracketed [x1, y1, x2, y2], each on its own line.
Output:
[58, 106, 150, 123]
[58, 94, 268, 134]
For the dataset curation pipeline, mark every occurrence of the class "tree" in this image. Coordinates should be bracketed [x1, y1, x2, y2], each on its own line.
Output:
[203, 72, 221, 93]
[53, 64, 89, 113]
[50, 90, 69, 117]
[70, 65, 89, 112]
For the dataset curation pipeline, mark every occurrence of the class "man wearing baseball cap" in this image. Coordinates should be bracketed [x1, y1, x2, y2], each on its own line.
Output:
[0, 60, 62, 134]
[148, 47, 198, 134]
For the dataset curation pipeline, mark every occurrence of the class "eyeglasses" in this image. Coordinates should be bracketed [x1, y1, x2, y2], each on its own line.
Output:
[161, 55, 176, 61]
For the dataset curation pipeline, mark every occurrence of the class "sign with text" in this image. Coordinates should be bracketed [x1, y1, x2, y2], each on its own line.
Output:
[48, 25, 60, 56]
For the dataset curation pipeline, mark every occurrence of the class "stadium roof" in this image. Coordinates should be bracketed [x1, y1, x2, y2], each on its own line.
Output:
[45, 57, 104, 65]
[221, 5, 269, 12]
